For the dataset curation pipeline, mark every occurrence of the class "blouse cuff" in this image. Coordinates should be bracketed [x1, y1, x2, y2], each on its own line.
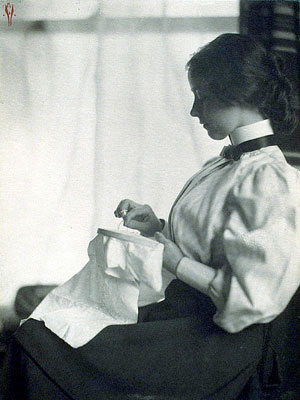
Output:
[176, 257, 217, 296]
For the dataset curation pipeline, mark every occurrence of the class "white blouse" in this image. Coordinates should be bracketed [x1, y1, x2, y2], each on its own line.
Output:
[167, 120, 300, 333]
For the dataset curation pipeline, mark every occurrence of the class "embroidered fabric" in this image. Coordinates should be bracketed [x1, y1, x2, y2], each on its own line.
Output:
[24, 229, 174, 348]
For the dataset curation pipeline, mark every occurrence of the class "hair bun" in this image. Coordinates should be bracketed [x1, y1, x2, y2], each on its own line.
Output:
[262, 50, 299, 134]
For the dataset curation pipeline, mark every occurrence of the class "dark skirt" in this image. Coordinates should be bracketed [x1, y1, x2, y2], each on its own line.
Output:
[7, 280, 267, 400]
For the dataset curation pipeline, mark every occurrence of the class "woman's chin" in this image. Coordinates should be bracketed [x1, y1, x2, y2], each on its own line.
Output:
[207, 129, 228, 141]
[207, 131, 223, 140]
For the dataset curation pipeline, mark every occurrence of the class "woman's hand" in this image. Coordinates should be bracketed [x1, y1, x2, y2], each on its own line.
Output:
[114, 199, 163, 237]
[154, 232, 184, 275]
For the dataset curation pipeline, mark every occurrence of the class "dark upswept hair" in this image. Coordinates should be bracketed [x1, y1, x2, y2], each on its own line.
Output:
[186, 33, 299, 135]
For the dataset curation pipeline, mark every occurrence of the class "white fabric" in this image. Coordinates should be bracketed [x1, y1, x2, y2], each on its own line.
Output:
[172, 121, 300, 333]
[26, 230, 173, 348]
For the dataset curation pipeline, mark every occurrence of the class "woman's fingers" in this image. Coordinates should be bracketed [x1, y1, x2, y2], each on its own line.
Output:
[124, 205, 152, 233]
[125, 205, 150, 223]
[114, 200, 162, 236]
[125, 219, 151, 233]
[114, 199, 140, 218]
[154, 231, 168, 244]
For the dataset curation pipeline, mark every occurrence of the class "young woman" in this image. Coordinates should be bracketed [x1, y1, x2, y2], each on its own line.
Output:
[10, 34, 300, 399]
[115, 33, 300, 334]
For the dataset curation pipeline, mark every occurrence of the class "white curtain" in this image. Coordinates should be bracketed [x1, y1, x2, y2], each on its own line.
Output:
[0, 5, 237, 316]
[94, 20, 227, 229]
[0, 27, 98, 313]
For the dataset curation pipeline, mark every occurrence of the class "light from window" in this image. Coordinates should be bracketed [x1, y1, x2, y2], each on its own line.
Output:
[99, 0, 240, 18]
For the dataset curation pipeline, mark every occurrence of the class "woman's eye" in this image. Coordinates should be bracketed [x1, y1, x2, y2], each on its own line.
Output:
[196, 95, 207, 103]
[195, 91, 207, 102]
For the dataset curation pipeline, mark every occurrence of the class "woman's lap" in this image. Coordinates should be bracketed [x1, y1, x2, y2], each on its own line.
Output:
[11, 280, 265, 399]
[81, 311, 264, 397]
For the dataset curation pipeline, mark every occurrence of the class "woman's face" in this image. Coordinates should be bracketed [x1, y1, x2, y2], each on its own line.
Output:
[188, 73, 243, 140]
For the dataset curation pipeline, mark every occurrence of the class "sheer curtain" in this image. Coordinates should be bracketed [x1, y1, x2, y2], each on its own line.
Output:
[93, 19, 229, 229]
[0, 2, 238, 317]
[0, 22, 99, 315]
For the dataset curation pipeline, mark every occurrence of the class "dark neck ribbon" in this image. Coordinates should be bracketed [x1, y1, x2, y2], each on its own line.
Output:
[221, 135, 278, 161]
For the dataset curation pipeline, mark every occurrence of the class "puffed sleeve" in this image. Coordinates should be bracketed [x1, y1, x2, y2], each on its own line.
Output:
[209, 163, 300, 332]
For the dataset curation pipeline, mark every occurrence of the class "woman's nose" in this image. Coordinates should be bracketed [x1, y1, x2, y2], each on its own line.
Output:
[190, 101, 199, 117]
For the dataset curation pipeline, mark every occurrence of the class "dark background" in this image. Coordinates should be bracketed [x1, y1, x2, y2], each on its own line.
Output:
[240, 0, 300, 157]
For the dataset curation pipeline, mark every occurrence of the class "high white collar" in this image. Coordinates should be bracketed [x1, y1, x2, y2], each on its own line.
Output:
[230, 119, 274, 146]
